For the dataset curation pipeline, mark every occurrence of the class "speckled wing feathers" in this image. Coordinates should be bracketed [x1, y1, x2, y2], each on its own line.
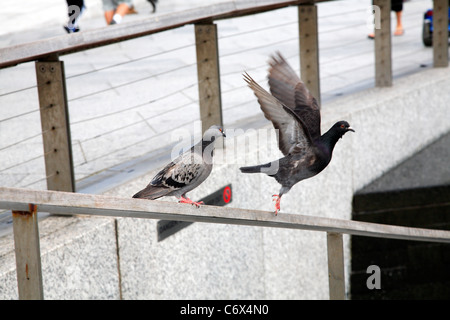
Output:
[153, 151, 204, 188]
[133, 149, 208, 200]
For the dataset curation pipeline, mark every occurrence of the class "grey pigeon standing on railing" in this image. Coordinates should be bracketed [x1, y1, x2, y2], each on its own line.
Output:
[240, 53, 354, 215]
[133, 125, 226, 206]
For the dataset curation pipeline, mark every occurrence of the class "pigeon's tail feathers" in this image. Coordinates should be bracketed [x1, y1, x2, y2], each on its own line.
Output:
[132, 185, 170, 200]
[239, 165, 260, 173]
[240, 163, 272, 174]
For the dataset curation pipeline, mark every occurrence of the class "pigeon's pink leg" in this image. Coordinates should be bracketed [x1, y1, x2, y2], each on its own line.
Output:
[272, 194, 281, 215]
[178, 196, 204, 207]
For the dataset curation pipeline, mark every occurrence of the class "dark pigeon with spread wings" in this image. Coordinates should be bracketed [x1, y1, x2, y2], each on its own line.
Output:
[133, 125, 226, 207]
[240, 53, 354, 214]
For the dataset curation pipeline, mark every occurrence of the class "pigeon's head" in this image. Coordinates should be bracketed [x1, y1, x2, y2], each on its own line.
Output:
[333, 121, 355, 138]
[203, 125, 226, 142]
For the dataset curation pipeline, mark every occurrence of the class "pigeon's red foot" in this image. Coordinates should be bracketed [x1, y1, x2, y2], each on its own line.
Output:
[179, 196, 204, 207]
[272, 194, 281, 215]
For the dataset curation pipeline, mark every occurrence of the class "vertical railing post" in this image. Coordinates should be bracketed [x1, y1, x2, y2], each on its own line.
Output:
[327, 232, 345, 300]
[195, 23, 224, 146]
[12, 204, 44, 300]
[433, 0, 449, 67]
[298, 3, 321, 105]
[373, 0, 392, 87]
[35, 55, 75, 192]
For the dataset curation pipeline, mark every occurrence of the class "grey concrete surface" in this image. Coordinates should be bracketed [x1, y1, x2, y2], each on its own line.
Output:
[356, 131, 450, 194]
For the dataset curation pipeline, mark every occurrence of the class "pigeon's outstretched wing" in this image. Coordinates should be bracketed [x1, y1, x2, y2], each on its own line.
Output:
[243, 72, 312, 156]
[132, 150, 205, 199]
[268, 53, 321, 141]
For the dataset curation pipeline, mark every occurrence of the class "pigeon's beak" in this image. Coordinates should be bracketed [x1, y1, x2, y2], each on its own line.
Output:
[347, 127, 355, 133]
[220, 129, 226, 138]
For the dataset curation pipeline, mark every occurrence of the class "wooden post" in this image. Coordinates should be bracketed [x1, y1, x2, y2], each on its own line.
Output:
[298, 4, 321, 106]
[373, 0, 392, 87]
[327, 232, 345, 300]
[12, 204, 44, 300]
[433, 0, 449, 67]
[35, 56, 75, 192]
[195, 23, 224, 144]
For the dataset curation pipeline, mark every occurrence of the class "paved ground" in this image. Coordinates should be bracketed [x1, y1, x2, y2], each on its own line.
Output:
[0, 0, 436, 195]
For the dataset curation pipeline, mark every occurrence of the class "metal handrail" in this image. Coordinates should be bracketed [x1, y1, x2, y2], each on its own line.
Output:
[2, 186, 450, 300]
[2, 187, 450, 243]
